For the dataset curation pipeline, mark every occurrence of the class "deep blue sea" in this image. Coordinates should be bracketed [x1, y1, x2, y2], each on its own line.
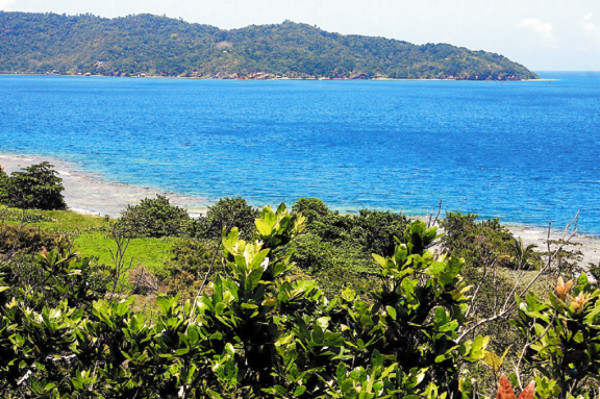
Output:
[1, 72, 599, 234]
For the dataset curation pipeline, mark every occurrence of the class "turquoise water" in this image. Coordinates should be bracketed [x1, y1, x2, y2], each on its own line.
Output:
[0, 72, 599, 233]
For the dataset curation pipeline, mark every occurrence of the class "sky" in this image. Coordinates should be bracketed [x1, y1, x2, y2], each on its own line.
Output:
[1, 0, 600, 71]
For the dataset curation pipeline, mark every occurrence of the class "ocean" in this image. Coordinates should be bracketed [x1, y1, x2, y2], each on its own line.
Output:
[0, 72, 599, 234]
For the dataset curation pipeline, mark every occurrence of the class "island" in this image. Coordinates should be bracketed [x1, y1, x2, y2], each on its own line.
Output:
[0, 12, 537, 80]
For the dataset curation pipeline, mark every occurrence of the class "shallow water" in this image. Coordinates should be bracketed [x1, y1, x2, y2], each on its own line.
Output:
[0, 72, 599, 233]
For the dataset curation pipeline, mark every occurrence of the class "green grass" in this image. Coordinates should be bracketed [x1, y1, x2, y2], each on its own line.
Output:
[0, 206, 559, 303]
[34, 210, 110, 232]
[1, 206, 176, 275]
[72, 231, 176, 273]
[1, 207, 109, 233]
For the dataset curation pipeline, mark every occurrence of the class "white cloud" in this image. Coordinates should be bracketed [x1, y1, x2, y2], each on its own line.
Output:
[582, 13, 600, 47]
[0, 0, 15, 9]
[518, 17, 556, 46]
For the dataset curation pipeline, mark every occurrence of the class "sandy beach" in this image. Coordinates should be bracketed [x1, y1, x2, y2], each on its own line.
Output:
[1, 152, 598, 266]
[505, 223, 600, 268]
[0, 153, 208, 218]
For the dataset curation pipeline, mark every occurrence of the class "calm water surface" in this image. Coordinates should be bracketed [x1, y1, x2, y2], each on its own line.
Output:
[0, 72, 599, 233]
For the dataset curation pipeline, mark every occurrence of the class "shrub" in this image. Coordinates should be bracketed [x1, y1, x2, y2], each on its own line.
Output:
[291, 232, 334, 273]
[352, 209, 409, 256]
[165, 238, 220, 285]
[0, 165, 8, 204]
[1, 162, 66, 210]
[191, 196, 258, 239]
[297, 205, 409, 257]
[513, 274, 600, 398]
[292, 197, 329, 223]
[0, 206, 493, 398]
[115, 195, 190, 238]
[157, 238, 220, 297]
[440, 211, 520, 268]
[0, 223, 66, 255]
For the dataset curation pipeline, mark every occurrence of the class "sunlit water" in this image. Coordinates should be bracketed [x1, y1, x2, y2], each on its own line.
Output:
[0, 72, 599, 233]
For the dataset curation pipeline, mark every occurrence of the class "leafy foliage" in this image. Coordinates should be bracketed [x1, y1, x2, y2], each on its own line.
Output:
[289, 204, 411, 297]
[496, 374, 536, 399]
[115, 195, 190, 238]
[0, 165, 8, 204]
[513, 274, 600, 397]
[0, 224, 65, 255]
[0, 162, 66, 210]
[440, 211, 540, 270]
[164, 238, 220, 297]
[0, 12, 537, 80]
[0, 205, 491, 397]
[0, 192, 593, 398]
[292, 197, 329, 223]
[191, 196, 259, 240]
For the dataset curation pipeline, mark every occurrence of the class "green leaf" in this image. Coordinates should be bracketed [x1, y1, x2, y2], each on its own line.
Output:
[336, 362, 347, 382]
[372, 253, 388, 267]
[386, 305, 397, 321]
[577, 273, 588, 286]
[438, 320, 458, 332]
[293, 385, 306, 396]
[255, 219, 274, 236]
[341, 286, 356, 302]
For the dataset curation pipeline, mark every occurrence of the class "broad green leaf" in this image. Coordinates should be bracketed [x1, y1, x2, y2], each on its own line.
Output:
[386, 305, 397, 321]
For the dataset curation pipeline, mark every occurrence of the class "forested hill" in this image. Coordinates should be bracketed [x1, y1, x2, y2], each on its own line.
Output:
[0, 12, 537, 80]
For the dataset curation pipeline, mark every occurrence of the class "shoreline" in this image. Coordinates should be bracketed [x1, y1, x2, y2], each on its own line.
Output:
[501, 223, 599, 268]
[0, 72, 545, 82]
[0, 153, 209, 218]
[1, 152, 598, 266]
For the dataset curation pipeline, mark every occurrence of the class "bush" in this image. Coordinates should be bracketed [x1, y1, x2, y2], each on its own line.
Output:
[0, 165, 8, 204]
[191, 196, 258, 239]
[291, 232, 334, 273]
[0, 205, 519, 398]
[513, 274, 600, 398]
[163, 239, 218, 297]
[167, 238, 219, 278]
[292, 197, 329, 223]
[0, 223, 66, 255]
[1, 162, 66, 210]
[352, 209, 409, 256]
[115, 195, 190, 238]
[440, 211, 518, 268]
[298, 206, 409, 257]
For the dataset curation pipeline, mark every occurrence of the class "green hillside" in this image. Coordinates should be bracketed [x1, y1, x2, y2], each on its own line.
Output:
[0, 12, 537, 80]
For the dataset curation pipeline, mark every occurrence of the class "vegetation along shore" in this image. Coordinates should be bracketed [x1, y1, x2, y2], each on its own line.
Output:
[2, 159, 600, 397]
[2, 153, 597, 266]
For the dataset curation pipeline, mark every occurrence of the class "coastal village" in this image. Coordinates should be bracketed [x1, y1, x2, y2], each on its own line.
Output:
[44, 69, 528, 80]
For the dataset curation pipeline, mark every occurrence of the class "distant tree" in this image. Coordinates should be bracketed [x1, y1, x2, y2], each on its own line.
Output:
[2, 161, 66, 210]
[0, 164, 8, 204]
[508, 237, 538, 270]
[191, 196, 258, 239]
[115, 195, 190, 238]
[292, 197, 329, 223]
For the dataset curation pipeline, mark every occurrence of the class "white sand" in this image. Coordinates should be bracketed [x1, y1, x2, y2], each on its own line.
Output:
[0, 153, 208, 218]
[506, 223, 600, 268]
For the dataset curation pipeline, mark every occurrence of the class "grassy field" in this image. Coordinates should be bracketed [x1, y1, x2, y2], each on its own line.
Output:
[1, 207, 176, 275]
[0, 205, 557, 301]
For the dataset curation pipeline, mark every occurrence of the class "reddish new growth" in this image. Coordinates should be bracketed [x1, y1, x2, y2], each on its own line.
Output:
[496, 374, 535, 399]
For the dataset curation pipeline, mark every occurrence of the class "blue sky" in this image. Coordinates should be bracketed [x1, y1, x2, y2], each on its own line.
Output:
[2, 0, 600, 70]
